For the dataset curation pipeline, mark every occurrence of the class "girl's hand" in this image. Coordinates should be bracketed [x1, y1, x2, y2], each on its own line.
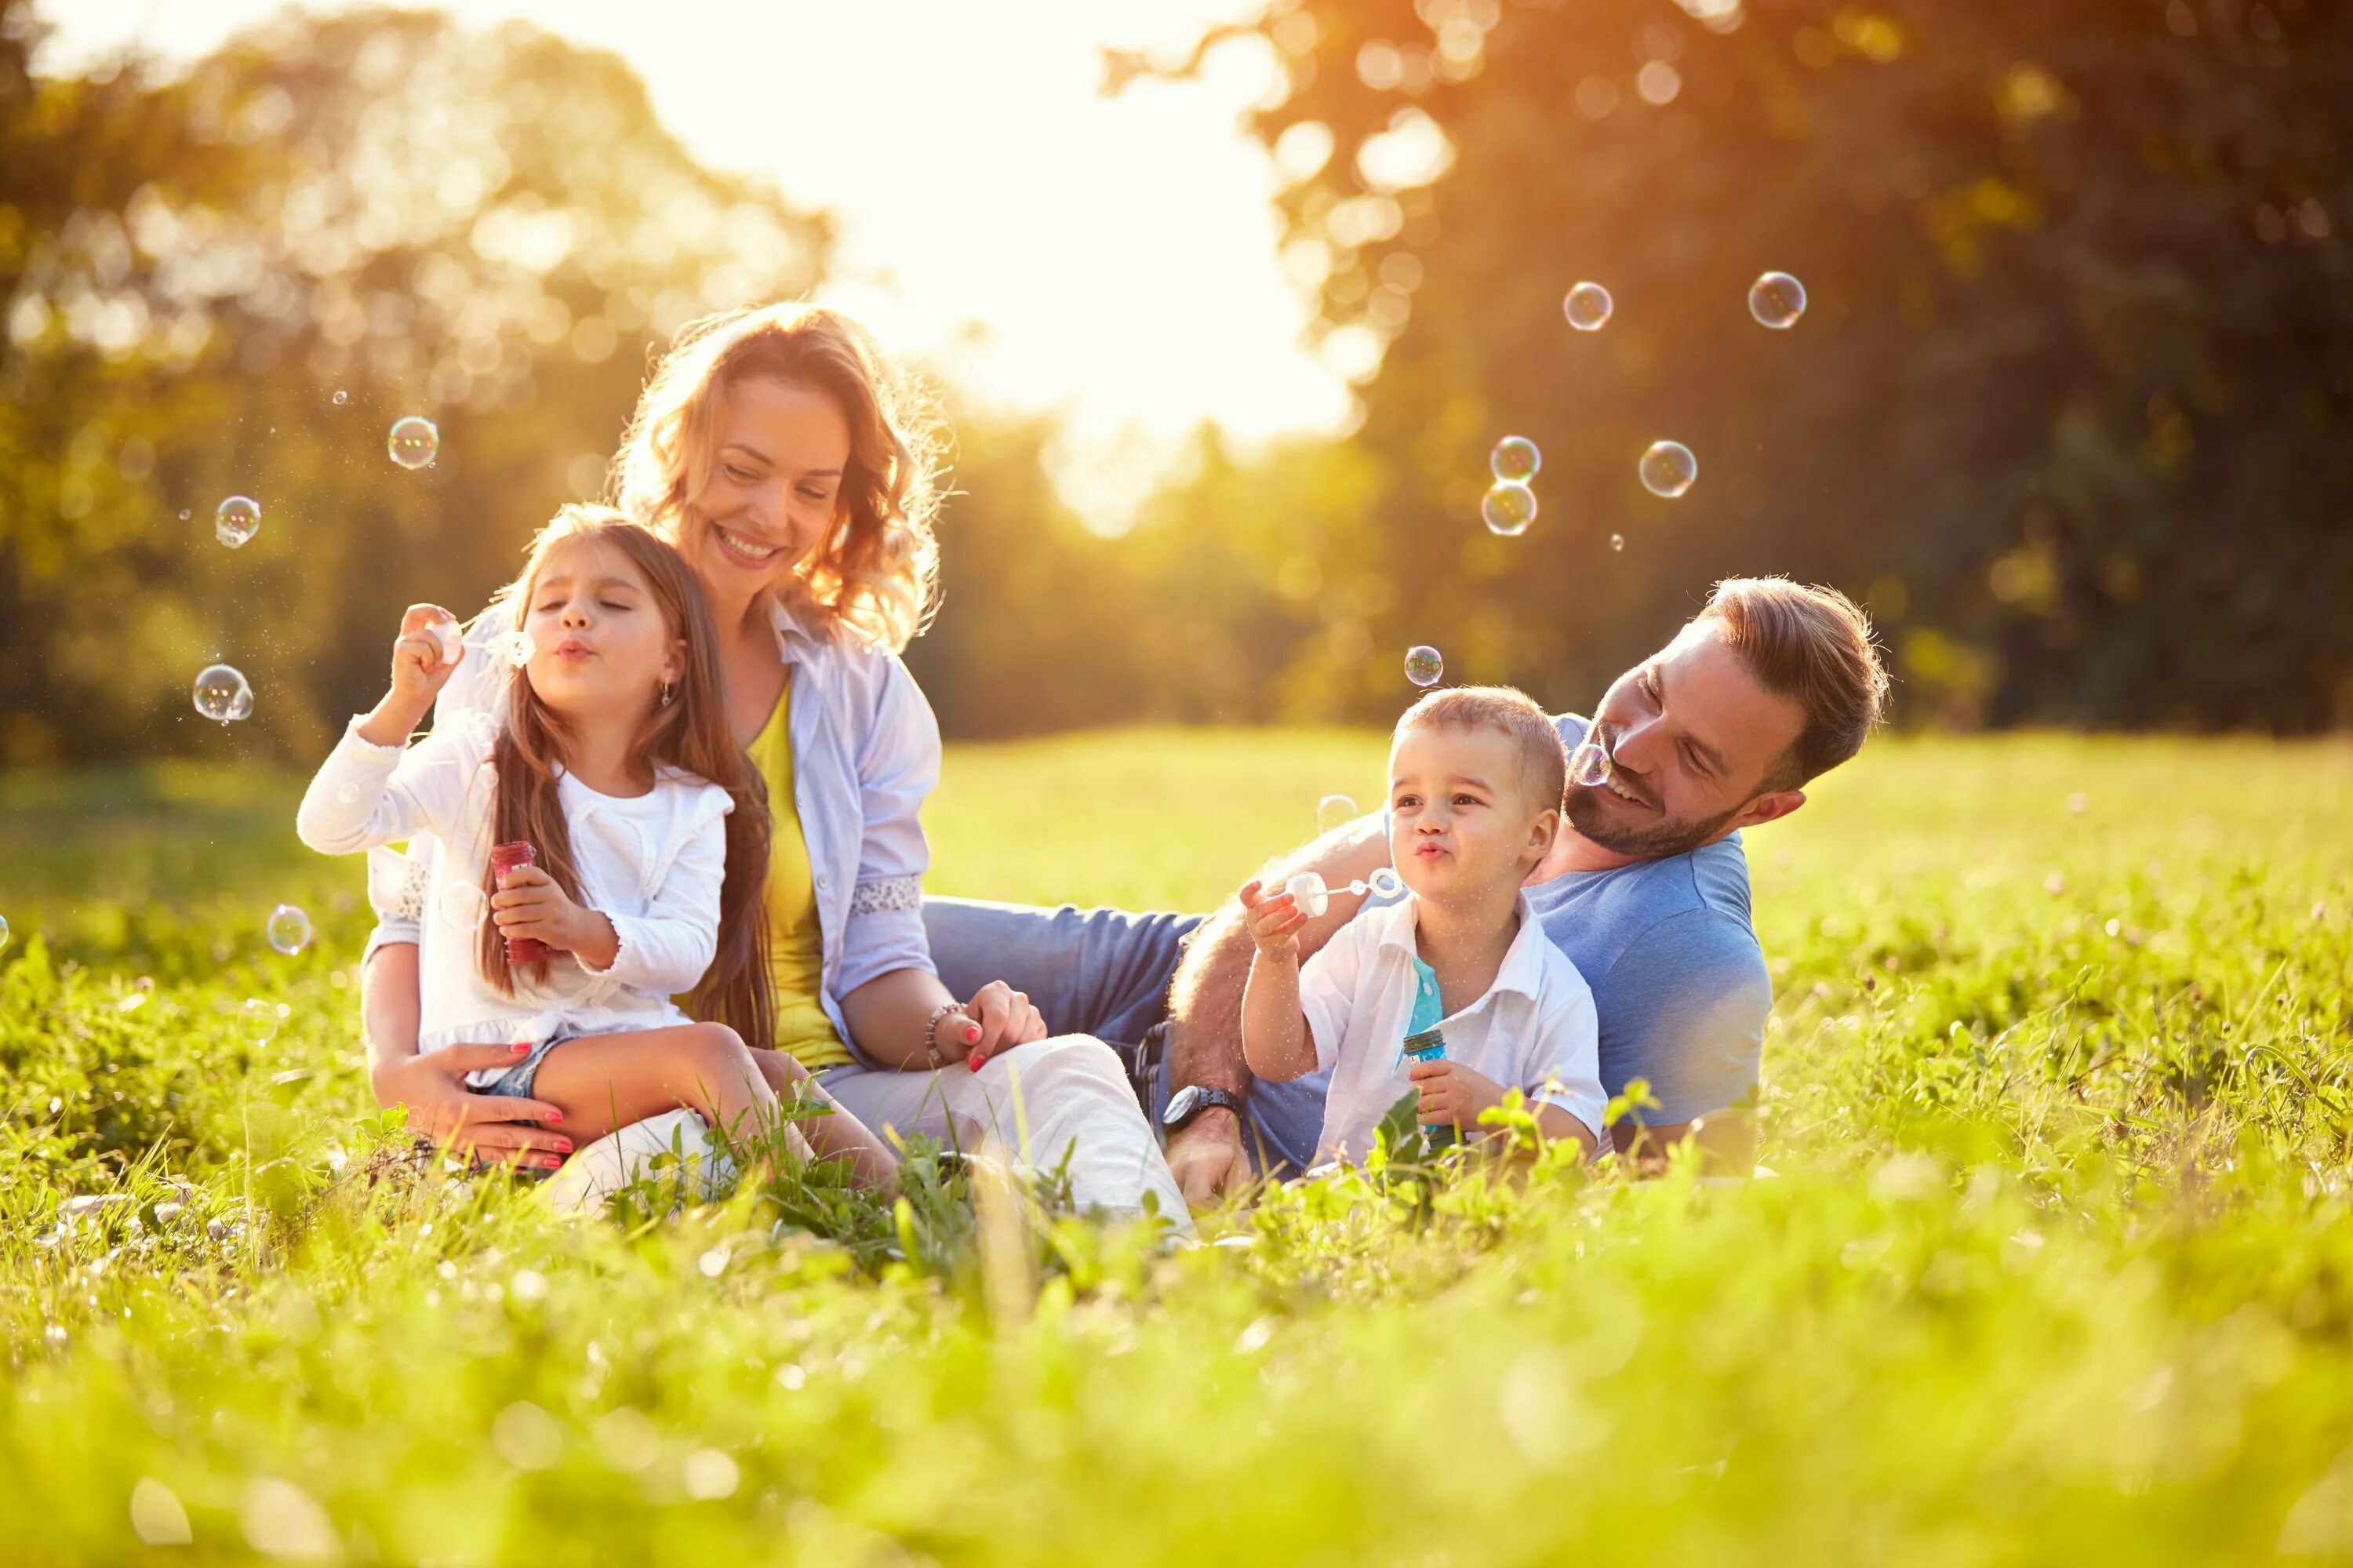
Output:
[953, 980, 1049, 1072]
[390, 603, 466, 707]
[1407, 1059, 1507, 1134]
[358, 604, 468, 748]
[1238, 879, 1306, 961]
[489, 864, 608, 956]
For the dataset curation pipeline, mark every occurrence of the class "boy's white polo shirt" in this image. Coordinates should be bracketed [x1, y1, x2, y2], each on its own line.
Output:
[1299, 890, 1606, 1164]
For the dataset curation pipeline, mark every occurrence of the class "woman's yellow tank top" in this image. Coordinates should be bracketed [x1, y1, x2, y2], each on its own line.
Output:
[750, 673, 853, 1071]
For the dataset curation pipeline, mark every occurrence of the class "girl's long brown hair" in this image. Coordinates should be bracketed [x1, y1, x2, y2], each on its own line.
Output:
[476, 506, 774, 1050]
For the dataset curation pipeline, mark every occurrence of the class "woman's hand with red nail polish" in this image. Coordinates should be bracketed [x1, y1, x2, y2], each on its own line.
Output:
[955, 980, 1049, 1072]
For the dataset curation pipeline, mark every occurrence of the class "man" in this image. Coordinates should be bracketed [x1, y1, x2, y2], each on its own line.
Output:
[923, 577, 1890, 1199]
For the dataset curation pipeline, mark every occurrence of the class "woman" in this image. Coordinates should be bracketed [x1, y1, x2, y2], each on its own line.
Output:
[358, 301, 1188, 1226]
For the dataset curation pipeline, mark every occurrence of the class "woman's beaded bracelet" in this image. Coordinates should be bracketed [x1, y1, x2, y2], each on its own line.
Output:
[922, 1001, 963, 1068]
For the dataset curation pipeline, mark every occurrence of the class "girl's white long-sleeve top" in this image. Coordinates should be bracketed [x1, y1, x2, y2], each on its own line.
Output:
[296, 715, 733, 1082]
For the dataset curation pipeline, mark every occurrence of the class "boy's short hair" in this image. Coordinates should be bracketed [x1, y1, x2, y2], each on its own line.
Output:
[1394, 686, 1567, 814]
[1694, 577, 1891, 791]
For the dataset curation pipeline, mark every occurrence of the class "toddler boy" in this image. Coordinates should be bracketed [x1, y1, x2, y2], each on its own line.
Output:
[1240, 686, 1604, 1163]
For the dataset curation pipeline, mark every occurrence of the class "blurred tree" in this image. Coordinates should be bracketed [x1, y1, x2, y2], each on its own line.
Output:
[0, 2, 827, 763]
[1125, 0, 2353, 729]
[12, 0, 2352, 761]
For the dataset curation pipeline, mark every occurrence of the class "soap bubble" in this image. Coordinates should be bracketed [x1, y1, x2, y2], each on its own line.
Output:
[1284, 871, 1330, 919]
[464, 709, 501, 750]
[214, 496, 260, 549]
[1638, 441, 1697, 499]
[178, 508, 191, 521]
[0, 914, 10, 957]
[1563, 282, 1613, 331]
[1482, 481, 1537, 537]
[265, 904, 312, 955]
[1748, 271, 1807, 329]
[239, 999, 285, 1046]
[496, 631, 536, 668]
[1366, 867, 1406, 900]
[1404, 645, 1444, 687]
[332, 389, 350, 406]
[1316, 794, 1359, 833]
[387, 416, 440, 470]
[192, 664, 254, 724]
[1568, 739, 1613, 788]
[1490, 436, 1540, 483]
[1610, 533, 1625, 551]
[336, 783, 360, 806]
[438, 881, 489, 933]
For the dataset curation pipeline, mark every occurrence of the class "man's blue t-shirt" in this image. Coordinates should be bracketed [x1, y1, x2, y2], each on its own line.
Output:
[1244, 715, 1771, 1169]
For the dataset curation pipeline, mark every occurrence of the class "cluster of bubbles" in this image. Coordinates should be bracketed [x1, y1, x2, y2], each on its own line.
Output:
[175, 405, 451, 979]
[1349, 274, 1809, 873]
[1483, 436, 1540, 538]
[195, 410, 442, 727]
[1282, 867, 1408, 919]
[265, 904, 312, 955]
[1548, 271, 1805, 511]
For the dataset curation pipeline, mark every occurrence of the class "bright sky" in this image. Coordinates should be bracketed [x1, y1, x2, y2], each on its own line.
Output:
[38, 0, 1355, 530]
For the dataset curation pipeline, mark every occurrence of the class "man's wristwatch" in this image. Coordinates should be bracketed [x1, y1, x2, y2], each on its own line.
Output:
[1162, 1084, 1246, 1133]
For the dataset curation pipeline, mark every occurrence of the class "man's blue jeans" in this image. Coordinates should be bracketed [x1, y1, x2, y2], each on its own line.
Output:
[920, 897, 1327, 1176]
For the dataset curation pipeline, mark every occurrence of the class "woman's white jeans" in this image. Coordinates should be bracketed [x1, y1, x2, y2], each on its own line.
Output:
[820, 1035, 1192, 1235]
[540, 1035, 1190, 1234]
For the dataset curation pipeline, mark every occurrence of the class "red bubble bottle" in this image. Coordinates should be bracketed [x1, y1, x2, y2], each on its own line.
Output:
[489, 841, 551, 964]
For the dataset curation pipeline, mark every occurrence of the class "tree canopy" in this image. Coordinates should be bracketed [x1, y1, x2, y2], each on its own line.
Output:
[1128, 0, 2353, 730]
[0, 3, 824, 762]
[4, 0, 2348, 765]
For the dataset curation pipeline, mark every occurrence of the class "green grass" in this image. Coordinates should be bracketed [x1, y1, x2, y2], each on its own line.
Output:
[5, 729, 2353, 1565]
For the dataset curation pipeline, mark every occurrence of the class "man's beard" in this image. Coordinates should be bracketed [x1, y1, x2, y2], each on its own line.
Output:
[1564, 782, 1743, 862]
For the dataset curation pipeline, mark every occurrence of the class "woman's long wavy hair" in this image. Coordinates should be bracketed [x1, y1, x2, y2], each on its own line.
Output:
[476, 506, 774, 1050]
[608, 301, 946, 654]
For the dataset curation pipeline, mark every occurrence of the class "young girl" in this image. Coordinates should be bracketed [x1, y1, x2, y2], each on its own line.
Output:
[297, 504, 896, 1186]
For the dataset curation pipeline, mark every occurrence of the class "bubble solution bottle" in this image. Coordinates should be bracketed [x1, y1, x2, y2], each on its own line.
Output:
[489, 841, 551, 964]
[1402, 1028, 1457, 1153]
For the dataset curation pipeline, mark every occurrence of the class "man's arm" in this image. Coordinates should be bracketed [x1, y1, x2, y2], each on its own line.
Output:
[1613, 1110, 1757, 1173]
[1162, 816, 1391, 1203]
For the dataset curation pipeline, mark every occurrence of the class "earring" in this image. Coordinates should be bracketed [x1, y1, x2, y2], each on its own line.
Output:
[660, 681, 673, 708]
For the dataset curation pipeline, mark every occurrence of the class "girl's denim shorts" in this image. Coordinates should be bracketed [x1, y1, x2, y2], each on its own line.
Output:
[473, 1035, 572, 1103]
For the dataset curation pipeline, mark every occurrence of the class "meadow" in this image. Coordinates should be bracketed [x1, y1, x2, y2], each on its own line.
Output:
[4, 728, 2352, 1566]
